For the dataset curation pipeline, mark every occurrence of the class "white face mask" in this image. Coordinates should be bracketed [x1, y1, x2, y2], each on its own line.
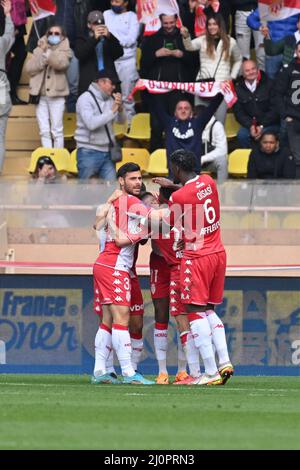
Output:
[48, 35, 61, 46]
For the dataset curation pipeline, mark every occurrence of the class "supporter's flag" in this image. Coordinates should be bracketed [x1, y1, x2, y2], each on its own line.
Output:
[29, 0, 56, 21]
[137, 0, 180, 36]
[258, 0, 300, 22]
[195, 1, 220, 37]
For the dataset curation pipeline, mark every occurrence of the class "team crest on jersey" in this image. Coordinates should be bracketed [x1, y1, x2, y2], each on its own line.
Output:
[126, 291, 131, 302]
[151, 284, 156, 295]
[113, 270, 121, 277]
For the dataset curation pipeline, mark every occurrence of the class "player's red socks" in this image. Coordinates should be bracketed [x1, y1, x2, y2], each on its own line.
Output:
[112, 323, 135, 377]
[154, 322, 168, 374]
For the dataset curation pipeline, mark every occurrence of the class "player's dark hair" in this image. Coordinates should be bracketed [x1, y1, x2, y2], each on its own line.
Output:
[159, 186, 177, 201]
[117, 162, 141, 178]
[140, 191, 154, 201]
[170, 149, 196, 173]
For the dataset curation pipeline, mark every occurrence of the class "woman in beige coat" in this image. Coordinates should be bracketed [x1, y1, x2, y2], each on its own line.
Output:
[26, 25, 72, 148]
[181, 13, 242, 124]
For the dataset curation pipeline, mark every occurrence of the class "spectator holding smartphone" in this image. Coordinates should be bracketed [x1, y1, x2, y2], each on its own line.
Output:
[75, 10, 123, 96]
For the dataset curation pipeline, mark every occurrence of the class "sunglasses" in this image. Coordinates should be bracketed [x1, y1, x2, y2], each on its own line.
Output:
[48, 31, 61, 36]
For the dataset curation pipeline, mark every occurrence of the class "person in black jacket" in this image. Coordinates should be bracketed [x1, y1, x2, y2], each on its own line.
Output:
[233, 59, 280, 148]
[140, 13, 197, 152]
[247, 132, 295, 179]
[75, 10, 123, 96]
[276, 42, 300, 178]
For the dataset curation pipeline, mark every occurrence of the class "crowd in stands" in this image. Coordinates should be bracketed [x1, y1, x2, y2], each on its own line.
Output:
[0, 0, 300, 181]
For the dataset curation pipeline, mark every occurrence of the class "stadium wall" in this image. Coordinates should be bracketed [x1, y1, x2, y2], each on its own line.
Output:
[0, 274, 299, 376]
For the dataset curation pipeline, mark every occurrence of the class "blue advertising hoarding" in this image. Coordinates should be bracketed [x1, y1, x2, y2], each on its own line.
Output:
[0, 275, 300, 375]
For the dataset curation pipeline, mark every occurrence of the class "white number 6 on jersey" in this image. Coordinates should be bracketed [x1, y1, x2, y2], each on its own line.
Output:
[203, 198, 216, 224]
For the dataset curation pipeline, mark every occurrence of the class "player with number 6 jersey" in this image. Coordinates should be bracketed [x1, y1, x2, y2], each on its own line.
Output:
[169, 149, 233, 386]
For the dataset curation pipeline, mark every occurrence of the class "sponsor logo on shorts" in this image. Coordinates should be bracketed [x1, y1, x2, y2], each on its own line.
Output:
[130, 304, 144, 312]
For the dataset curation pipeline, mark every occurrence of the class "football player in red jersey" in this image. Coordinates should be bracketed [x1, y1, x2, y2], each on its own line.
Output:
[142, 189, 201, 385]
[168, 149, 233, 385]
[92, 162, 155, 385]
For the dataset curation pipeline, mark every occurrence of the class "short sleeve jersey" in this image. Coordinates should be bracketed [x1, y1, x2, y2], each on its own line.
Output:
[170, 174, 224, 258]
[96, 194, 151, 271]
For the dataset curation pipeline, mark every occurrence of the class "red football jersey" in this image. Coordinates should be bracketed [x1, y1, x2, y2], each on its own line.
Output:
[170, 174, 224, 258]
[96, 194, 150, 271]
[152, 230, 183, 267]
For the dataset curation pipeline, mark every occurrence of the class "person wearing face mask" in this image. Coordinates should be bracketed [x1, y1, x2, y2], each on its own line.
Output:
[26, 25, 72, 149]
[103, 0, 140, 125]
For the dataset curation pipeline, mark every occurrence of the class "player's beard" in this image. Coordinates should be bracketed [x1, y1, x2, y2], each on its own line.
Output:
[124, 184, 141, 197]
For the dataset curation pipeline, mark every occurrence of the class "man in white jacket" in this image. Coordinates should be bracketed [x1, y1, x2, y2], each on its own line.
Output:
[201, 115, 228, 183]
[104, 0, 140, 125]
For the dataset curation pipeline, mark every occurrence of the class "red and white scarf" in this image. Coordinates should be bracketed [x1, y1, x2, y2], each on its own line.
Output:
[129, 79, 237, 107]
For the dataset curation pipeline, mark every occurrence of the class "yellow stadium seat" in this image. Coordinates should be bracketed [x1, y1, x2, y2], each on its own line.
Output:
[116, 148, 150, 172]
[228, 149, 251, 177]
[240, 212, 281, 229]
[69, 149, 78, 174]
[28, 148, 70, 173]
[282, 214, 300, 229]
[225, 113, 240, 139]
[220, 213, 240, 229]
[125, 113, 151, 141]
[147, 149, 168, 176]
[63, 113, 77, 139]
[113, 120, 128, 139]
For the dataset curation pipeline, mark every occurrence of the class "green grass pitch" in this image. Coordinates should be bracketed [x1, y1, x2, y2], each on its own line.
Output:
[0, 375, 300, 450]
